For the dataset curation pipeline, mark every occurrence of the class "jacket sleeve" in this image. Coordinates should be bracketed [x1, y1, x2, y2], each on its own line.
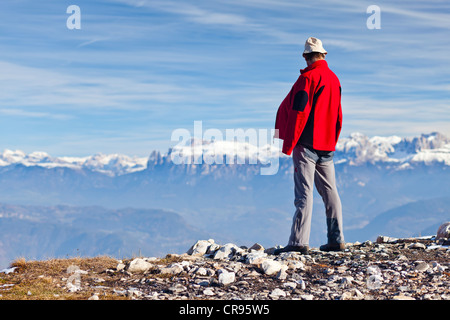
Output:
[274, 87, 292, 140]
[280, 75, 312, 155]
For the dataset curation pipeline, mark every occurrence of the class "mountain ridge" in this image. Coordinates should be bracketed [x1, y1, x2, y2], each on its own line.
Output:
[1, 132, 449, 177]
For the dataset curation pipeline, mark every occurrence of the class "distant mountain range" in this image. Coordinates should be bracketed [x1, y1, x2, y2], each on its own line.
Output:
[0, 132, 449, 268]
[1, 132, 449, 175]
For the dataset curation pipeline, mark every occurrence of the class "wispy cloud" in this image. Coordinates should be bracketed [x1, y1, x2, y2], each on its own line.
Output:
[0, 60, 191, 110]
[381, 3, 450, 29]
[0, 108, 71, 120]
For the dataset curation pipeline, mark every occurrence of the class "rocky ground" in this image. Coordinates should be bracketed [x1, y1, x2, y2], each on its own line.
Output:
[1, 235, 448, 301]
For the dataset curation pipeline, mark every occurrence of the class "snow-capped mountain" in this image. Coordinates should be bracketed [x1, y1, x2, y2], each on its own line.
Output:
[1, 132, 449, 176]
[0, 150, 148, 176]
[169, 137, 281, 166]
[335, 132, 450, 167]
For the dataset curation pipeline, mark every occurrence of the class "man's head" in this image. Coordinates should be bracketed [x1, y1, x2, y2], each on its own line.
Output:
[302, 37, 327, 66]
[303, 52, 326, 66]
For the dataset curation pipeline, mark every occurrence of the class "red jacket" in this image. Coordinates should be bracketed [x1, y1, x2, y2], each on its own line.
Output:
[275, 60, 342, 155]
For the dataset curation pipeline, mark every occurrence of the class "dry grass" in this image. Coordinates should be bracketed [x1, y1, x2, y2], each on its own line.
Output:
[0, 256, 128, 300]
[0, 254, 190, 300]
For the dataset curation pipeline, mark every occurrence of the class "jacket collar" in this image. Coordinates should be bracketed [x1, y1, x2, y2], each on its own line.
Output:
[300, 59, 328, 74]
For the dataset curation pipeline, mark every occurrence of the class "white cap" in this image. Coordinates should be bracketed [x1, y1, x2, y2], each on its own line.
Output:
[303, 37, 327, 54]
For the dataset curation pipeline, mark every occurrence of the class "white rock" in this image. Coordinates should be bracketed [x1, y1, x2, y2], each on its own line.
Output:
[283, 282, 297, 290]
[203, 288, 215, 296]
[269, 288, 286, 299]
[408, 242, 427, 250]
[127, 258, 153, 273]
[116, 263, 126, 271]
[278, 252, 306, 262]
[376, 235, 398, 243]
[276, 269, 287, 280]
[287, 260, 305, 271]
[207, 243, 221, 254]
[249, 243, 264, 251]
[88, 294, 99, 300]
[213, 243, 240, 260]
[159, 263, 184, 275]
[296, 279, 306, 290]
[168, 283, 187, 294]
[0, 267, 17, 274]
[145, 257, 159, 262]
[218, 269, 235, 286]
[340, 288, 364, 300]
[180, 260, 191, 270]
[187, 239, 215, 256]
[261, 259, 283, 275]
[245, 251, 267, 264]
[437, 222, 450, 239]
[195, 267, 207, 276]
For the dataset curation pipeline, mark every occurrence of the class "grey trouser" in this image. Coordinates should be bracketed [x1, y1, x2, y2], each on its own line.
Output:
[288, 145, 344, 246]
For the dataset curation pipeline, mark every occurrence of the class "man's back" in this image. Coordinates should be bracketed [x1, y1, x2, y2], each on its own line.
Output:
[275, 59, 342, 154]
[297, 60, 342, 151]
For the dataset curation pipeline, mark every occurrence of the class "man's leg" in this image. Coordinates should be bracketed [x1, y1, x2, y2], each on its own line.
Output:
[314, 160, 345, 246]
[287, 145, 316, 247]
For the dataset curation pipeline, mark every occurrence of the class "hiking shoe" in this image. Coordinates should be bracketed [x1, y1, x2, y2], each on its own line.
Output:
[319, 243, 346, 252]
[274, 245, 309, 255]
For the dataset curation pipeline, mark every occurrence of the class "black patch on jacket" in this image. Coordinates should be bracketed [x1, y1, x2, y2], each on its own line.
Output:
[298, 85, 325, 147]
[292, 90, 308, 112]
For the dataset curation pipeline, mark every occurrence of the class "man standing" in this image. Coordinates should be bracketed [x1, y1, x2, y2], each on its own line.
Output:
[274, 37, 345, 254]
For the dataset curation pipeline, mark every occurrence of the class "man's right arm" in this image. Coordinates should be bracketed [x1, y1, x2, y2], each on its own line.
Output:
[280, 76, 313, 155]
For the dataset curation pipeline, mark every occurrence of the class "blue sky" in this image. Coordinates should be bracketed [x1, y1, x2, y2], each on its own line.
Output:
[0, 0, 449, 157]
